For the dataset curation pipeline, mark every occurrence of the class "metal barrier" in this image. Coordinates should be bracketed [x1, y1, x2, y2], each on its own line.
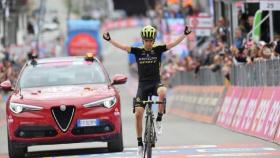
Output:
[170, 67, 224, 86]
[170, 58, 280, 86]
[231, 58, 280, 86]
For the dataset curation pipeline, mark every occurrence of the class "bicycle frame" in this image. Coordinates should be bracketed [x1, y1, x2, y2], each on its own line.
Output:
[133, 96, 166, 158]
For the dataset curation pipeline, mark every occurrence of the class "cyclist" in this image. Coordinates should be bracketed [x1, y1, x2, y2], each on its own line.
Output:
[103, 25, 191, 157]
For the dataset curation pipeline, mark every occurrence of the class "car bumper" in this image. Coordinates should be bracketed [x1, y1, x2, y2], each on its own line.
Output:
[7, 106, 122, 145]
[10, 133, 121, 148]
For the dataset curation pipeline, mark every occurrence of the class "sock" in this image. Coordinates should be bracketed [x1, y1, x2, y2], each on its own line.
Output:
[156, 112, 163, 121]
[137, 137, 143, 146]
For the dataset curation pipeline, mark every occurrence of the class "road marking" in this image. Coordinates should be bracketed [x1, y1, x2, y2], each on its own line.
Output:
[215, 142, 263, 148]
[196, 147, 277, 153]
[184, 151, 280, 157]
[124, 143, 262, 150]
[37, 144, 280, 158]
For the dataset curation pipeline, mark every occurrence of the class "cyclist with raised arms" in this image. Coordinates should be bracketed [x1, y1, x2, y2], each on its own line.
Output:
[103, 25, 191, 157]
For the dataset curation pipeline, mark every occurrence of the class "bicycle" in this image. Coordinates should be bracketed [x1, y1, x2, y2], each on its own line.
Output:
[133, 96, 166, 158]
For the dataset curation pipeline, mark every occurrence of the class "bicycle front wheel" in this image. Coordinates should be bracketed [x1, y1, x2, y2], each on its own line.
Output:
[144, 115, 153, 158]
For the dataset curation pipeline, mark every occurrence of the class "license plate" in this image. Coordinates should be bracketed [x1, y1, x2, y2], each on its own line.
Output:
[77, 119, 99, 127]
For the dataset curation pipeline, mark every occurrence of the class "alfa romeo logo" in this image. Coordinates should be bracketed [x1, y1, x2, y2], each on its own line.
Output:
[60, 105, 67, 111]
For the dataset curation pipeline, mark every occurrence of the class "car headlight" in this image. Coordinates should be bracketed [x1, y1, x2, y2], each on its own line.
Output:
[83, 96, 117, 108]
[10, 103, 43, 114]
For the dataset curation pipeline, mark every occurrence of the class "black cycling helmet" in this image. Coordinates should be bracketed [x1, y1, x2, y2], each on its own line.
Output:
[140, 25, 157, 40]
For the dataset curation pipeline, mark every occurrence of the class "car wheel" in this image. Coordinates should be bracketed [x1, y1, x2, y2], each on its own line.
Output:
[108, 126, 124, 152]
[8, 136, 27, 158]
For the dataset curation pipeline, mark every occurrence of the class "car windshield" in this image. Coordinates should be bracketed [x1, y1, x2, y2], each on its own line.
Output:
[19, 61, 107, 88]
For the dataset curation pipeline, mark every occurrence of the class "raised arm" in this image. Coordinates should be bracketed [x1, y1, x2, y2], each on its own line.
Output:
[166, 26, 192, 50]
[103, 32, 131, 52]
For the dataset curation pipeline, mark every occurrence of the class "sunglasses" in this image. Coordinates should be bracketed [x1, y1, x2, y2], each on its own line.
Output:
[143, 39, 155, 42]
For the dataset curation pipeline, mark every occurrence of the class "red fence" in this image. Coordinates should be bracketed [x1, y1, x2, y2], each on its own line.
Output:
[169, 85, 225, 123]
[169, 85, 280, 144]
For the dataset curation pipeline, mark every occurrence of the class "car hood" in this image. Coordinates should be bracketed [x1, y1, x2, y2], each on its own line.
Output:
[11, 84, 116, 103]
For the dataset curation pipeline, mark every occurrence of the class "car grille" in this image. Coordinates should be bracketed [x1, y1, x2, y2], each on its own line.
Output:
[15, 125, 57, 138]
[51, 105, 75, 132]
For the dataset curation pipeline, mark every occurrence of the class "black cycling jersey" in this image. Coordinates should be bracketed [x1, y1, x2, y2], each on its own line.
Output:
[130, 45, 168, 82]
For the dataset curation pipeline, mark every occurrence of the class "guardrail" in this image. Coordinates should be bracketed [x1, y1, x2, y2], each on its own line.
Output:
[170, 58, 280, 87]
[231, 58, 280, 86]
[168, 59, 280, 145]
[170, 67, 224, 87]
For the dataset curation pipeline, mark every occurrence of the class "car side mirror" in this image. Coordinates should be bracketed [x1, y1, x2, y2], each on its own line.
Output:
[0, 80, 13, 91]
[112, 74, 127, 85]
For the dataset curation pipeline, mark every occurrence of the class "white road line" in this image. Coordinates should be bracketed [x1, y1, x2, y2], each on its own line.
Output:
[263, 147, 277, 151]
[185, 152, 280, 157]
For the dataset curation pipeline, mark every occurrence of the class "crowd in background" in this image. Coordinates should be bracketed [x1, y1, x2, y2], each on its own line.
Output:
[160, 9, 280, 84]
[0, 48, 25, 84]
[0, 47, 54, 85]
[0, 12, 64, 85]
[0, 36, 63, 85]
[1, 0, 280, 86]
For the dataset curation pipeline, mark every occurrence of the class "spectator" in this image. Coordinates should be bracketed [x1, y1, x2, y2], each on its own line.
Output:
[238, 13, 248, 34]
[247, 16, 254, 33]
[274, 40, 280, 56]
[231, 46, 248, 64]
[234, 28, 245, 50]
[222, 54, 233, 80]
[0, 59, 13, 83]
[262, 42, 275, 59]
[209, 54, 222, 72]
[213, 17, 228, 43]
[184, 55, 200, 72]
[246, 42, 258, 63]
[257, 41, 267, 60]
[203, 42, 216, 65]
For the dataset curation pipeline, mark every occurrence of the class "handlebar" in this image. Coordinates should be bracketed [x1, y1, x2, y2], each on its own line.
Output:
[133, 98, 166, 105]
[133, 98, 166, 114]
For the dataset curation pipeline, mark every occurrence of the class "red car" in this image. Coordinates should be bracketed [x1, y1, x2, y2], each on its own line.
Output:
[0, 55, 127, 158]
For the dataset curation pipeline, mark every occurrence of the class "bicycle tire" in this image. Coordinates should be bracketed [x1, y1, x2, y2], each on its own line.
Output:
[144, 114, 153, 158]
